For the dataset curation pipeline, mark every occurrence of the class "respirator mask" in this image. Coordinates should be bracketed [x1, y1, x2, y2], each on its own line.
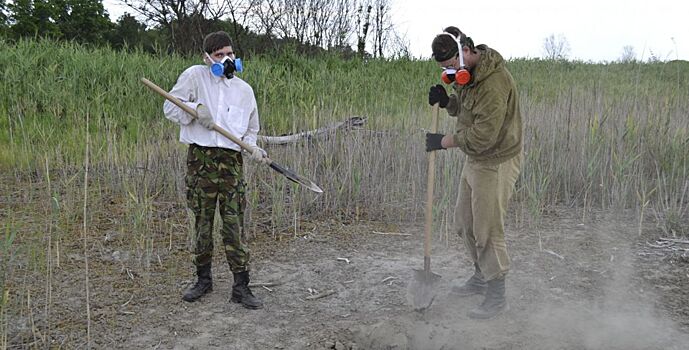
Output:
[439, 33, 471, 85]
[206, 52, 243, 79]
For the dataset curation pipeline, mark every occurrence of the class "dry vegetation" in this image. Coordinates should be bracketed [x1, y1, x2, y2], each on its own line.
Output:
[0, 39, 687, 348]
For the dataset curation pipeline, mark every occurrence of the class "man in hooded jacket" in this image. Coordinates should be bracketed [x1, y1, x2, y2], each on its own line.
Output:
[426, 26, 523, 319]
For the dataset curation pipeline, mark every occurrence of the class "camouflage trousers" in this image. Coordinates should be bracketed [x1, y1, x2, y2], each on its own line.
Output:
[186, 144, 250, 273]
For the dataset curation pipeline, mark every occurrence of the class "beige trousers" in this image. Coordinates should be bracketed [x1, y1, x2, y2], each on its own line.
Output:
[456, 153, 522, 281]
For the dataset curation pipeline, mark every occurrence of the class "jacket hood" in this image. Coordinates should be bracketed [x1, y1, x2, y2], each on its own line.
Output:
[470, 45, 505, 85]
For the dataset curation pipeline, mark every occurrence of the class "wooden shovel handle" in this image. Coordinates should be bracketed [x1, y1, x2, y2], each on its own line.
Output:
[142, 78, 327, 193]
[140, 77, 254, 153]
[423, 103, 440, 271]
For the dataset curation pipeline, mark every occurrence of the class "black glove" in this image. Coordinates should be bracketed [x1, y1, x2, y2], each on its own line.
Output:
[425, 133, 445, 152]
[428, 84, 449, 108]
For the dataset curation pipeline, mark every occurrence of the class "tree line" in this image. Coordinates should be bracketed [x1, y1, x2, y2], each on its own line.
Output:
[0, 0, 409, 58]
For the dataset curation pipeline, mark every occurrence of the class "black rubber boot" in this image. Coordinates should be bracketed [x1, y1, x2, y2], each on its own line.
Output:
[182, 263, 213, 302]
[468, 276, 507, 319]
[451, 263, 486, 296]
[230, 271, 263, 309]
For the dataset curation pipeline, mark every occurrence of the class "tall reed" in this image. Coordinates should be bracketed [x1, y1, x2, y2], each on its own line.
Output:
[0, 38, 687, 345]
[1, 38, 687, 228]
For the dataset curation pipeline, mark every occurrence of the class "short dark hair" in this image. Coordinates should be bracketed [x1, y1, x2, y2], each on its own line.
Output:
[432, 26, 475, 62]
[203, 31, 233, 54]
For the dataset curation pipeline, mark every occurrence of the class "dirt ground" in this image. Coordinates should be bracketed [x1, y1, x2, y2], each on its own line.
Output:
[4, 205, 689, 349]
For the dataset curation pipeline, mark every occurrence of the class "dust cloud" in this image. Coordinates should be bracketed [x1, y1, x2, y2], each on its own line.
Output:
[353, 220, 689, 349]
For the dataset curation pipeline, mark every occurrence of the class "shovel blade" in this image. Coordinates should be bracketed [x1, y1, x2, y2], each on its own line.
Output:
[412, 268, 441, 284]
[409, 268, 441, 312]
[269, 161, 323, 193]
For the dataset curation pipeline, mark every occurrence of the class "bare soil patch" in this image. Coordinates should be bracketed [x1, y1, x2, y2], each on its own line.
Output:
[4, 207, 688, 349]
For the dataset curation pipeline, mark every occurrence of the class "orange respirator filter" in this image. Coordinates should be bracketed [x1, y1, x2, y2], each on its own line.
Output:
[439, 32, 472, 85]
[441, 67, 471, 85]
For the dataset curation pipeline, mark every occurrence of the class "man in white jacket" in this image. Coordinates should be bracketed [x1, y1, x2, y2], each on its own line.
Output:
[164, 31, 267, 309]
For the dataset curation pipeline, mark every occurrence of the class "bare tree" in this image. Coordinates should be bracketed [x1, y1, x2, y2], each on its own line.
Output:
[219, 0, 258, 53]
[370, 0, 385, 58]
[307, 0, 336, 47]
[279, 0, 308, 43]
[542, 33, 570, 60]
[327, 0, 354, 50]
[246, 0, 408, 57]
[372, 1, 382, 57]
[251, 0, 283, 41]
[356, 0, 372, 57]
[122, 0, 406, 57]
[250, 0, 339, 50]
[619, 45, 636, 63]
[123, 0, 227, 54]
[386, 29, 411, 59]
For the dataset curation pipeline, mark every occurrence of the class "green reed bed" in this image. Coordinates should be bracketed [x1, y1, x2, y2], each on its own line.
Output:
[1, 37, 687, 224]
[1, 39, 687, 238]
[1, 37, 688, 347]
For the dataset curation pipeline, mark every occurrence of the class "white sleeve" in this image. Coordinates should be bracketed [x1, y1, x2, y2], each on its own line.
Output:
[163, 68, 200, 125]
[243, 98, 260, 147]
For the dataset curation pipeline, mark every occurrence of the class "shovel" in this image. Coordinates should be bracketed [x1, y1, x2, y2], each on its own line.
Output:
[410, 103, 442, 312]
[141, 77, 323, 194]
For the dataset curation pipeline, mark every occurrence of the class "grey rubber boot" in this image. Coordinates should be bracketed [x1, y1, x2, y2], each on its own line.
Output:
[451, 263, 486, 296]
[230, 271, 264, 309]
[182, 263, 213, 302]
[468, 276, 507, 319]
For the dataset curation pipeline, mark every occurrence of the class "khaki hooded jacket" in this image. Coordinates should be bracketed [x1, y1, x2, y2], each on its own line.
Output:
[445, 45, 522, 164]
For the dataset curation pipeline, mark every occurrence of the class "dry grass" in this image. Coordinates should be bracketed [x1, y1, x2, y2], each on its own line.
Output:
[0, 39, 687, 347]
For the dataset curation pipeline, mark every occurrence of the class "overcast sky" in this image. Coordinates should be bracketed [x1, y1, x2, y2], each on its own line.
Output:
[104, 0, 687, 62]
[390, 0, 687, 62]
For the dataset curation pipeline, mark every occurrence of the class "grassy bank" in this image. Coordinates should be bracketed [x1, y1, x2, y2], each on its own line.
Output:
[1, 37, 688, 347]
[1, 38, 687, 233]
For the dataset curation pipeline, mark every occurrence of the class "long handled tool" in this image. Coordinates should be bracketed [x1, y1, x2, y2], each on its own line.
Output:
[410, 103, 442, 312]
[141, 77, 323, 194]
